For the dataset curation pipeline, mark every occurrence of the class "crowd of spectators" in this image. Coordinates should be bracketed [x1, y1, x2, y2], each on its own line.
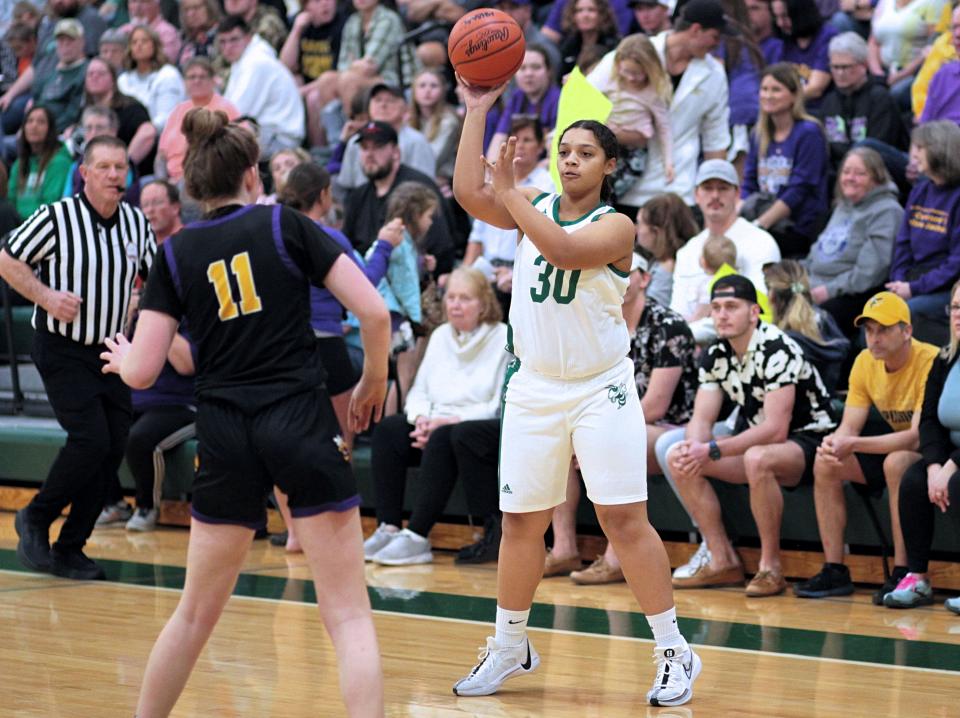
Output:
[1, 0, 959, 611]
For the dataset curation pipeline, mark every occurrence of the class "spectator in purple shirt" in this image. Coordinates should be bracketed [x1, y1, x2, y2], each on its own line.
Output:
[714, 0, 768, 167]
[887, 121, 960, 345]
[747, 0, 785, 64]
[772, 0, 838, 108]
[741, 62, 829, 257]
[919, 8, 960, 126]
[486, 45, 560, 156]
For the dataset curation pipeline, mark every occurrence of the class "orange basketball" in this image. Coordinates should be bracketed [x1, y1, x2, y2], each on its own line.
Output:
[448, 8, 526, 88]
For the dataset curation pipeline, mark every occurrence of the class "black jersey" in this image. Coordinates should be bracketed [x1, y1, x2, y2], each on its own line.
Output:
[141, 203, 343, 412]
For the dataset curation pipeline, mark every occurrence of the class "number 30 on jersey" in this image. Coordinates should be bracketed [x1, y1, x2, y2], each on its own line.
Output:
[530, 254, 580, 304]
[207, 252, 263, 321]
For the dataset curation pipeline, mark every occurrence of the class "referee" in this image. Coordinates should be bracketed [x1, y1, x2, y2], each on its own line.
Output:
[0, 135, 156, 580]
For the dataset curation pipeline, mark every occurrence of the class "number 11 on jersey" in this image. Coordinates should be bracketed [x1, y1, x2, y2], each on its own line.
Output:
[207, 252, 263, 321]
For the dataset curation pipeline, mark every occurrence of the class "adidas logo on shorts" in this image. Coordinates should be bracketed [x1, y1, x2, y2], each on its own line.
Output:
[501, 484, 513, 494]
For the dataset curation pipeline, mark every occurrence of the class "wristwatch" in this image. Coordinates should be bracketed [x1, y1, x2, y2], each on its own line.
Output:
[708, 440, 722, 461]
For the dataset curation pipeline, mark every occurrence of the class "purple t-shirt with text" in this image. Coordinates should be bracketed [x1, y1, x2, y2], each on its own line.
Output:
[890, 179, 960, 296]
[742, 119, 829, 239]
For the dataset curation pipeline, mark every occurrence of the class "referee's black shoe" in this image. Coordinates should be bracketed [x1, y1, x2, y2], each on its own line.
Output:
[14, 508, 51, 573]
[50, 547, 106, 581]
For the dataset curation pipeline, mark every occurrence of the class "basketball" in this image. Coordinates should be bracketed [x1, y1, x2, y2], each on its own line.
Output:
[448, 8, 526, 88]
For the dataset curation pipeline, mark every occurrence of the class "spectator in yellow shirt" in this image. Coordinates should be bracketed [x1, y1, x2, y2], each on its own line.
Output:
[795, 291, 938, 601]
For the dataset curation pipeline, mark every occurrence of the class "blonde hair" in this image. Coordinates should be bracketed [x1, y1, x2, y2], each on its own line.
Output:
[702, 235, 737, 274]
[444, 267, 502, 325]
[613, 34, 671, 103]
[765, 260, 824, 344]
[410, 68, 458, 143]
[754, 63, 821, 157]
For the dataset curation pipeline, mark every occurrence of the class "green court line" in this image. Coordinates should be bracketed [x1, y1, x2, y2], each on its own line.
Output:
[2, 548, 958, 672]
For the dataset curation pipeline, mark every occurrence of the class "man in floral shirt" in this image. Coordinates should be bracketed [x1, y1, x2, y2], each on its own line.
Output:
[548, 249, 699, 586]
[660, 275, 836, 597]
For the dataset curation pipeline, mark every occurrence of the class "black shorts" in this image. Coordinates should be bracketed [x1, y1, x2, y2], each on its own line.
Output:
[191, 389, 358, 529]
[316, 335, 358, 396]
[854, 452, 888, 496]
[786, 430, 826, 488]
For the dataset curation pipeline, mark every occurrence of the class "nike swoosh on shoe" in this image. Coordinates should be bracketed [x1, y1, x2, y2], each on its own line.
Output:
[521, 642, 532, 670]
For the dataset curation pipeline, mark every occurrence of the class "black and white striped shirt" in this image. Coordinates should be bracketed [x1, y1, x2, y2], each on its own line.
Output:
[4, 193, 156, 346]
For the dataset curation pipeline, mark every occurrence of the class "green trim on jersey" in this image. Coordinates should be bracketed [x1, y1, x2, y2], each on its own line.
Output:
[531, 192, 551, 207]
[550, 197, 608, 226]
[497, 357, 521, 493]
[607, 263, 630, 278]
[505, 322, 514, 354]
[591, 208, 618, 222]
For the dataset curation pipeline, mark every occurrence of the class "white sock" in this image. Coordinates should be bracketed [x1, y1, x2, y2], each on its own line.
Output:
[647, 607, 686, 651]
[494, 606, 529, 647]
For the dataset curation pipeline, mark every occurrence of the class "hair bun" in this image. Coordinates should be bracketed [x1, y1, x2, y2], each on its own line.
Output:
[182, 107, 230, 147]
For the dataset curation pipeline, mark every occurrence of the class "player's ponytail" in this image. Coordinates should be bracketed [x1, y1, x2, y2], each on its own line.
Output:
[182, 107, 260, 204]
[559, 120, 620, 204]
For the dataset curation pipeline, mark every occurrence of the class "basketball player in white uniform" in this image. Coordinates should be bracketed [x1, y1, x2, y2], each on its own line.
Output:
[450, 78, 701, 707]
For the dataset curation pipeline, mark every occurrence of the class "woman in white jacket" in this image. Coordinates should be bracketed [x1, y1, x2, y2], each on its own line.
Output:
[117, 25, 186, 133]
[364, 267, 510, 565]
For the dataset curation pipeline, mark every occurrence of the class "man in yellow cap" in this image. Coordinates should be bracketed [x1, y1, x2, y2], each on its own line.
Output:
[795, 291, 938, 602]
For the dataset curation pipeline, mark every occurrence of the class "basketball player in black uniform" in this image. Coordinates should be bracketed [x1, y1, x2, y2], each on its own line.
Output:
[101, 108, 391, 718]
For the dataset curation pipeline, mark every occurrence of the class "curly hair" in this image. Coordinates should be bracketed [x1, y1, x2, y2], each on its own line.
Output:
[561, 0, 619, 37]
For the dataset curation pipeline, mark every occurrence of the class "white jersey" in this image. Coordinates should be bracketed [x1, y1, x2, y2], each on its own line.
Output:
[508, 192, 630, 380]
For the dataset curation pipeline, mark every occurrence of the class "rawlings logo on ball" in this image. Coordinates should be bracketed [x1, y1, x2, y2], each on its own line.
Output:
[465, 28, 511, 57]
[448, 7, 525, 87]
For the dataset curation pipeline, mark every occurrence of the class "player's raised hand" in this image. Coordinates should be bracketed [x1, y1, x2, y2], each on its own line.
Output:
[483, 136, 518, 194]
[455, 73, 508, 112]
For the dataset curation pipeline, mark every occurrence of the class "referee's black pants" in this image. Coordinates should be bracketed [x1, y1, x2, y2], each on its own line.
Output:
[28, 331, 132, 551]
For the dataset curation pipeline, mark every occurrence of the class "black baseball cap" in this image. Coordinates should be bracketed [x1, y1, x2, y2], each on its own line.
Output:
[710, 274, 758, 303]
[355, 121, 398, 146]
[368, 83, 405, 101]
[680, 0, 732, 33]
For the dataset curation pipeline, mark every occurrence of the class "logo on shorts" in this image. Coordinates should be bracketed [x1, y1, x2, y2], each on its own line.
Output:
[334, 435, 351, 463]
[605, 382, 628, 409]
[501, 483, 513, 494]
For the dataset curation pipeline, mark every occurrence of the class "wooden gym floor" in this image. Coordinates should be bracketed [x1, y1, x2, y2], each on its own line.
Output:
[1, 512, 958, 717]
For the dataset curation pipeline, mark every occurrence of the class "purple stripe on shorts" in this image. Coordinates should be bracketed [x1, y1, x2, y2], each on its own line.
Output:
[272, 204, 303, 280]
[190, 506, 266, 531]
[163, 239, 183, 300]
[289, 494, 361, 518]
[186, 204, 256, 229]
